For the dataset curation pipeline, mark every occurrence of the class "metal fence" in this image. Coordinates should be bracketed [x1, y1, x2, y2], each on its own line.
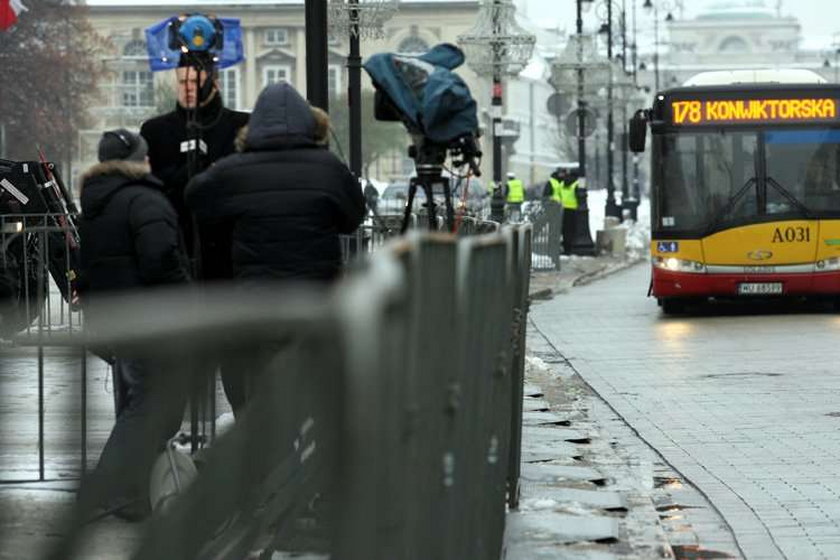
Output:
[522, 201, 562, 271]
[1, 213, 87, 484]
[0, 211, 532, 560]
[1, 216, 531, 559]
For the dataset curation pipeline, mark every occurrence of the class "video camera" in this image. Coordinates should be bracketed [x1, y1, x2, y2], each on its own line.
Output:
[363, 43, 482, 232]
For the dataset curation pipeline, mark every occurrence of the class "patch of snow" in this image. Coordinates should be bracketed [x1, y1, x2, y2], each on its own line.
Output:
[525, 355, 551, 374]
[519, 497, 560, 511]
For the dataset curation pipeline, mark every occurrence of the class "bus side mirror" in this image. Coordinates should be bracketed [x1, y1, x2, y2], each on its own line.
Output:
[629, 111, 647, 153]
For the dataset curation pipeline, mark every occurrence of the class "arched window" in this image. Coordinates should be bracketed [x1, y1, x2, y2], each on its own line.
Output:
[123, 39, 147, 58]
[397, 36, 429, 55]
[121, 39, 153, 107]
[719, 36, 749, 53]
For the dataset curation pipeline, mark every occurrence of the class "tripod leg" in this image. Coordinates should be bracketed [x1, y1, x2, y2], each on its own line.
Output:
[441, 178, 455, 233]
[421, 182, 436, 231]
[400, 182, 417, 234]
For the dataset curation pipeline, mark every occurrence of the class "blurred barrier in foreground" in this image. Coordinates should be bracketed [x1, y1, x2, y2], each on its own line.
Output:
[29, 224, 531, 560]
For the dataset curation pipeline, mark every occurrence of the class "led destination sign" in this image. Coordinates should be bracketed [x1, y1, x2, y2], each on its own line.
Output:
[671, 98, 838, 125]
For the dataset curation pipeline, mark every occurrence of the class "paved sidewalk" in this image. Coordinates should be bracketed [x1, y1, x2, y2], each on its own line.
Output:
[504, 255, 743, 560]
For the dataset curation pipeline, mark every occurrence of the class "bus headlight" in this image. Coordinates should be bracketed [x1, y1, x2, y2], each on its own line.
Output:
[654, 256, 706, 273]
[816, 257, 840, 271]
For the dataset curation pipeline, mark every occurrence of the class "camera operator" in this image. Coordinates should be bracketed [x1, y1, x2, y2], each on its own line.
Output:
[185, 82, 365, 413]
[140, 55, 249, 279]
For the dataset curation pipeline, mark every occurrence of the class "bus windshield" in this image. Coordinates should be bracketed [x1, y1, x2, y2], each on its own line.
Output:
[654, 128, 840, 233]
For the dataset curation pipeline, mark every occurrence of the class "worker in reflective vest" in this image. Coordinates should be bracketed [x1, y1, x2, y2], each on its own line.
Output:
[558, 177, 579, 210]
[542, 168, 566, 267]
[505, 172, 525, 222]
[560, 168, 581, 254]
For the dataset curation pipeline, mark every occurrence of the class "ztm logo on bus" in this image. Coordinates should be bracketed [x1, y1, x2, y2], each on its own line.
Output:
[671, 98, 838, 125]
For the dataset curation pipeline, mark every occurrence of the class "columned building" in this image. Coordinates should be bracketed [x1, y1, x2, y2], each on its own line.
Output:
[639, 0, 831, 93]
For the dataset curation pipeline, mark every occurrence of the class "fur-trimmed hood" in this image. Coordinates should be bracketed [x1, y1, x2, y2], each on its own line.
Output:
[80, 160, 163, 218]
[79, 160, 152, 188]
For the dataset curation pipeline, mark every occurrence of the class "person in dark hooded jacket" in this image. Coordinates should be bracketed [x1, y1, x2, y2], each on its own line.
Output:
[76, 128, 190, 521]
[185, 82, 365, 284]
[79, 130, 191, 295]
[185, 83, 364, 415]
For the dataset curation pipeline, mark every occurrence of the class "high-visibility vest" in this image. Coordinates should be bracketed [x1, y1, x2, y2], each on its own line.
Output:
[506, 179, 524, 203]
[559, 179, 579, 210]
[548, 177, 563, 203]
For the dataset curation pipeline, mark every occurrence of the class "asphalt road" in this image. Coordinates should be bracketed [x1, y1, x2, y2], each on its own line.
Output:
[532, 262, 840, 560]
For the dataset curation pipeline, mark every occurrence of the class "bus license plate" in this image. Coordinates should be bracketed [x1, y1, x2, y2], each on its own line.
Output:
[737, 282, 783, 295]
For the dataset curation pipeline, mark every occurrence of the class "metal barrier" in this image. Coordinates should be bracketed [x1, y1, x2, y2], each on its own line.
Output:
[339, 214, 500, 263]
[1, 213, 86, 484]
[523, 201, 562, 271]
[17, 225, 532, 560]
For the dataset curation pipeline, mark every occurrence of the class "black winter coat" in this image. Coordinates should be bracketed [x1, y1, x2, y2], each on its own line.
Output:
[185, 83, 365, 283]
[78, 161, 190, 298]
[140, 94, 249, 277]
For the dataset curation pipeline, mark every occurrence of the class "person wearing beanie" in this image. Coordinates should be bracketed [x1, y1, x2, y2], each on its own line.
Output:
[75, 128, 191, 522]
[139, 56, 249, 279]
[185, 82, 365, 414]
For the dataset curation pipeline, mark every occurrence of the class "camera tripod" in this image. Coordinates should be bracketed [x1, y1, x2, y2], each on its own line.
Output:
[400, 138, 458, 233]
[400, 164, 455, 234]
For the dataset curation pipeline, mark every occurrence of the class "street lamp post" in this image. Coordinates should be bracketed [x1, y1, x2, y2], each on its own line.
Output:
[550, 25, 609, 254]
[642, 0, 681, 93]
[458, 0, 535, 194]
[305, 0, 330, 110]
[328, 0, 398, 179]
[597, 0, 626, 219]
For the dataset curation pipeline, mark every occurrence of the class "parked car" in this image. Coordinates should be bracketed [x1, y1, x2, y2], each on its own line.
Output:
[378, 182, 426, 216]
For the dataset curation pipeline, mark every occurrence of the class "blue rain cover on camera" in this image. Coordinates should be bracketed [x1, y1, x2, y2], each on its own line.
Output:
[145, 16, 245, 72]
[363, 43, 478, 144]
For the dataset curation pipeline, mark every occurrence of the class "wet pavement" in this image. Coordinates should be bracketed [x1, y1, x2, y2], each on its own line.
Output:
[529, 261, 840, 560]
[504, 256, 742, 559]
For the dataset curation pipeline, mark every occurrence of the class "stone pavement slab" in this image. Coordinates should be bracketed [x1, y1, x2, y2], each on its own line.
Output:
[507, 261, 746, 560]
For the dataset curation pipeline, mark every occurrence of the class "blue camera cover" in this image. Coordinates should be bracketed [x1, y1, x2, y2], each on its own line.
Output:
[363, 43, 479, 144]
[145, 16, 245, 72]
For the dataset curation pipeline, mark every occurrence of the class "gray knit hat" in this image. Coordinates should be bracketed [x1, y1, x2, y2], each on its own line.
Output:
[97, 129, 148, 163]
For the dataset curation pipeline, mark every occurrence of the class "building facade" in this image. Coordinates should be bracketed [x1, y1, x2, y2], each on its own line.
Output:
[639, 0, 832, 92]
[78, 0, 575, 188]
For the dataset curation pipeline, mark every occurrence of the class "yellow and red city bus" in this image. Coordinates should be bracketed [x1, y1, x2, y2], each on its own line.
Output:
[631, 70, 840, 314]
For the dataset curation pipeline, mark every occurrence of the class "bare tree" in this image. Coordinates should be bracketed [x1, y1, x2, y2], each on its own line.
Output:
[0, 0, 108, 167]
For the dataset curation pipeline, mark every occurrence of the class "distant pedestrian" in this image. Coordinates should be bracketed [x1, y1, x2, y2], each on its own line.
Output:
[505, 171, 525, 222]
[545, 167, 582, 254]
[542, 168, 565, 268]
[364, 180, 380, 217]
[76, 128, 191, 521]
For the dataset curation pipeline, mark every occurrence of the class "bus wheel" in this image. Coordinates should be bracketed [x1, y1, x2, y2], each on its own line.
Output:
[661, 298, 686, 315]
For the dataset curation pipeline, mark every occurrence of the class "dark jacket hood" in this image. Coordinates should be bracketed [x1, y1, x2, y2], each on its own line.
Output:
[80, 161, 162, 218]
[244, 83, 318, 151]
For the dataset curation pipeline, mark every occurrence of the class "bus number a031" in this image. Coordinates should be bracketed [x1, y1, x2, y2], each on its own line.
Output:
[772, 226, 810, 243]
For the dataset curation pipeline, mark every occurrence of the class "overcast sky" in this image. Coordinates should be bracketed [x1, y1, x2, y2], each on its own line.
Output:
[515, 0, 840, 47]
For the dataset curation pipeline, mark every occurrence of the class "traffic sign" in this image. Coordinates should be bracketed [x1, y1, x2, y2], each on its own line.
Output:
[564, 108, 597, 138]
[546, 93, 569, 117]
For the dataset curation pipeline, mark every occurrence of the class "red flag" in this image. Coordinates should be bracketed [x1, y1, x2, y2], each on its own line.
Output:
[0, 0, 27, 31]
